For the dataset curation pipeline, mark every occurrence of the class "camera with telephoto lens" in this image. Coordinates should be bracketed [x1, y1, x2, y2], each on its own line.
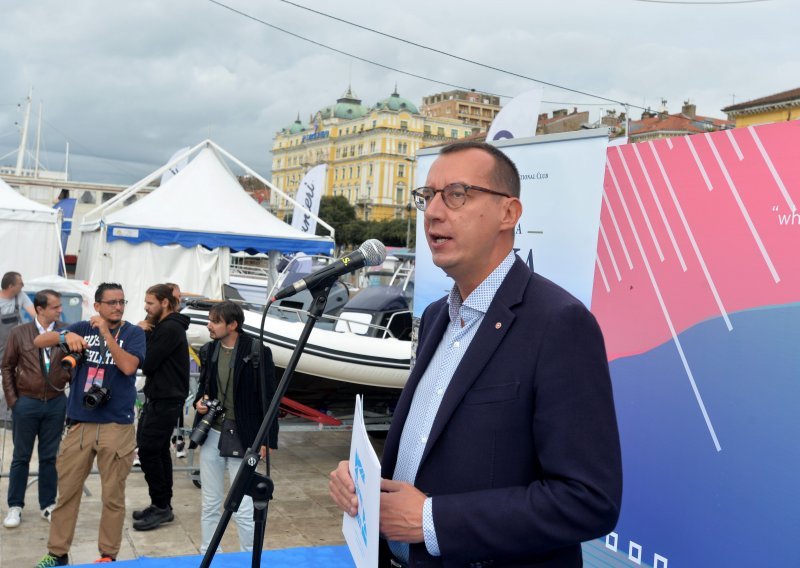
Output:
[190, 399, 223, 446]
[60, 347, 86, 371]
[83, 384, 111, 410]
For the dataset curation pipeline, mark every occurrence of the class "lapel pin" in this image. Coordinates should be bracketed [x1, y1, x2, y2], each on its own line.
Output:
[495, 322, 502, 329]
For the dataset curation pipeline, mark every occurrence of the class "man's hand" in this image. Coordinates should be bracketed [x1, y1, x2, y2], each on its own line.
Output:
[195, 395, 209, 415]
[89, 315, 109, 336]
[64, 331, 88, 352]
[380, 479, 426, 543]
[329, 460, 359, 517]
[137, 320, 153, 332]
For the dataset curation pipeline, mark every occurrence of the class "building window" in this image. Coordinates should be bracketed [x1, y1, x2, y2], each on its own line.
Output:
[400, 120, 408, 130]
[358, 144, 363, 156]
[398, 164, 405, 177]
[437, 127, 445, 136]
[451, 129, 458, 138]
[368, 164, 373, 177]
[398, 142, 408, 154]
[349, 167, 353, 178]
[424, 125, 431, 135]
[370, 141, 376, 153]
[357, 165, 361, 177]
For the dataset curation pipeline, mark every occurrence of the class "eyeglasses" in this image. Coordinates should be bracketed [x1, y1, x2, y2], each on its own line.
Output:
[411, 182, 512, 211]
[98, 300, 128, 306]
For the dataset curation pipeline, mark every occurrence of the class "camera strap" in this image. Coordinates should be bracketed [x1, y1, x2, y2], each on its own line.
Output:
[86, 325, 122, 390]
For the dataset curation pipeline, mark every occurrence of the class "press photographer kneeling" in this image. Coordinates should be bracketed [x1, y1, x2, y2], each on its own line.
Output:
[192, 301, 278, 555]
[32, 282, 146, 567]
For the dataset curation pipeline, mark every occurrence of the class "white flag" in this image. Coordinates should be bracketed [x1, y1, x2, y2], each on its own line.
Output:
[291, 164, 326, 234]
[486, 87, 544, 142]
[160, 147, 191, 185]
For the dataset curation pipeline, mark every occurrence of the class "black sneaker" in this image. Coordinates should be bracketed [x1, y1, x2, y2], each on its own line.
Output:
[34, 552, 68, 567]
[132, 505, 174, 531]
[132, 504, 156, 521]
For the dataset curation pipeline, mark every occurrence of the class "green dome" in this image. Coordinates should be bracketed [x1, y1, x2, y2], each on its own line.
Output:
[284, 114, 307, 135]
[319, 86, 369, 120]
[374, 87, 419, 114]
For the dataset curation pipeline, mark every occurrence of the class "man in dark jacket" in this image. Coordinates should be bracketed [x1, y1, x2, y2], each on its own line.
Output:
[132, 284, 190, 531]
[1, 290, 70, 529]
[193, 300, 278, 553]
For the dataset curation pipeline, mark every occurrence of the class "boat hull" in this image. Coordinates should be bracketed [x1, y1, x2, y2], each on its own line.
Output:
[184, 306, 410, 390]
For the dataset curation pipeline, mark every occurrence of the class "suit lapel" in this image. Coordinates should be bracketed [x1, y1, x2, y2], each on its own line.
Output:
[420, 259, 531, 467]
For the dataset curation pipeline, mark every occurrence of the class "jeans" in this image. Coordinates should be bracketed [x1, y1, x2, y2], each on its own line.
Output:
[8, 395, 66, 509]
[136, 399, 182, 508]
[199, 428, 255, 553]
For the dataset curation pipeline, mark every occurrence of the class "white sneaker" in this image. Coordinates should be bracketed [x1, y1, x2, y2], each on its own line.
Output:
[133, 448, 141, 467]
[41, 504, 56, 522]
[3, 506, 22, 528]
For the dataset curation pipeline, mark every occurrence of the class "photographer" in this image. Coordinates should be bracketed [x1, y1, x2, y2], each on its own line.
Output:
[1, 290, 69, 529]
[132, 284, 190, 531]
[192, 301, 278, 554]
[32, 283, 145, 567]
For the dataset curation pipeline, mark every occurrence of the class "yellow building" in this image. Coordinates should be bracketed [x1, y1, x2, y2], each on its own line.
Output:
[721, 87, 800, 127]
[270, 86, 473, 221]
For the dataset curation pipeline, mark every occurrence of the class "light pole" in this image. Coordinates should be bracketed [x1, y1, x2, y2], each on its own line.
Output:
[406, 202, 414, 249]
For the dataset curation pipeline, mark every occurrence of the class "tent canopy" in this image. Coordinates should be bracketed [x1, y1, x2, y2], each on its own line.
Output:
[100, 146, 333, 255]
[0, 177, 63, 279]
[0, 177, 60, 223]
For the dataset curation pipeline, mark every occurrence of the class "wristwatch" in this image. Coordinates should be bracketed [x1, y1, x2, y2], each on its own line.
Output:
[59, 330, 68, 346]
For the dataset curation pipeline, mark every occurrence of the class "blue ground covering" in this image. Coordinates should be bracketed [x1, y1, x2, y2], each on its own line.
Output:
[72, 545, 354, 567]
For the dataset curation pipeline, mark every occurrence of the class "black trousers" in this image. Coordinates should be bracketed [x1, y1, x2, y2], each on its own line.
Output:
[137, 399, 183, 508]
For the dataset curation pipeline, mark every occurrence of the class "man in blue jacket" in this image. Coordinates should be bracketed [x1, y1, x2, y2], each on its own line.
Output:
[330, 141, 622, 567]
[33, 282, 145, 566]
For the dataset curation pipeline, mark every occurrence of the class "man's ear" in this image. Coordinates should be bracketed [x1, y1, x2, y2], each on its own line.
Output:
[500, 198, 523, 231]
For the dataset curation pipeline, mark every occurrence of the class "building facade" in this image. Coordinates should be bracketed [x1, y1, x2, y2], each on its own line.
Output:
[420, 89, 501, 131]
[721, 87, 800, 127]
[628, 101, 732, 143]
[271, 87, 472, 221]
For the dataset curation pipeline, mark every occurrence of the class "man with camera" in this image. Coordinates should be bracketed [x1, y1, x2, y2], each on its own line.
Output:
[131, 284, 190, 531]
[1, 290, 70, 529]
[32, 283, 146, 567]
[192, 301, 278, 554]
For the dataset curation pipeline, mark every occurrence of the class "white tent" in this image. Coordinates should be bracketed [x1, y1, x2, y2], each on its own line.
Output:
[75, 141, 334, 319]
[0, 177, 64, 279]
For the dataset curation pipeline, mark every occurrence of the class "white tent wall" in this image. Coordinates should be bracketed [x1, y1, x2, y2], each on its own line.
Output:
[97, 240, 230, 322]
[0, 218, 62, 280]
[74, 229, 102, 282]
[0, 178, 63, 279]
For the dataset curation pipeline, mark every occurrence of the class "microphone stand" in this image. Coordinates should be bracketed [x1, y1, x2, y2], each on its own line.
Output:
[198, 279, 335, 568]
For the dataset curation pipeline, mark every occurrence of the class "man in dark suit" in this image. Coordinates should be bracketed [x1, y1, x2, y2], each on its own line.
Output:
[330, 141, 622, 567]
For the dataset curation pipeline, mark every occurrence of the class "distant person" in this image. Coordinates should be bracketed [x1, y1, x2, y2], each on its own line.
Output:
[192, 301, 278, 554]
[0, 271, 37, 361]
[131, 284, 190, 531]
[33, 283, 145, 567]
[1, 290, 70, 529]
[329, 141, 622, 566]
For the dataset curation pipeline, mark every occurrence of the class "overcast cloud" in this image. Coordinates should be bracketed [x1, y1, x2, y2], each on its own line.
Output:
[1, 0, 796, 184]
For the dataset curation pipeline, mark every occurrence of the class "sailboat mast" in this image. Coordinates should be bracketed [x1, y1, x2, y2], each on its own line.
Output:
[14, 88, 33, 175]
[35, 102, 43, 178]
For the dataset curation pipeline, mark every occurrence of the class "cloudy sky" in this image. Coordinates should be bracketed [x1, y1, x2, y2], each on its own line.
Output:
[1, 0, 796, 184]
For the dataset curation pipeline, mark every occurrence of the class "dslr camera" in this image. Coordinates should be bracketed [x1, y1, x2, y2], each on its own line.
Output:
[83, 384, 111, 410]
[190, 399, 223, 446]
[60, 347, 86, 371]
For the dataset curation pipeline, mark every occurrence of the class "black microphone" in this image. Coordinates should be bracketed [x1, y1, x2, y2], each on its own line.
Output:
[272, 239, 387, 301]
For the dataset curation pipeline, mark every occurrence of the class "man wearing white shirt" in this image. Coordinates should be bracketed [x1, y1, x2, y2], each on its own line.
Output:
[1, 290, 70, 529]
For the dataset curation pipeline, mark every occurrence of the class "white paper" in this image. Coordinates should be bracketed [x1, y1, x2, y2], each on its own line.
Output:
[343, 395, 381, 568]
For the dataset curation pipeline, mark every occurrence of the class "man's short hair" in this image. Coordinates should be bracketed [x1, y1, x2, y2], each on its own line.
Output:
[439, 141, 521, 198]
[34, 289, 61, 312]
[95, 282, 124, 303]
[1, 271, 21, 290]
[209, 301, 244, 333]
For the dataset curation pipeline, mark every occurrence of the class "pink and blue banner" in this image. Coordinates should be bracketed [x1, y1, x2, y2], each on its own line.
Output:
[591, 120, 800, 566]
